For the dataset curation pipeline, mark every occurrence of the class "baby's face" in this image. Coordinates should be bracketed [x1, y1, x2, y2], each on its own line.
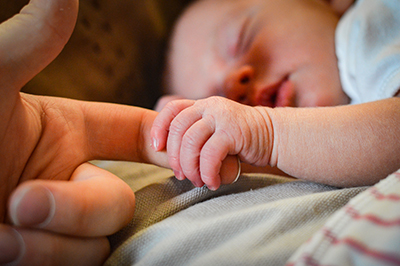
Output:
[165, 0, 350, 107]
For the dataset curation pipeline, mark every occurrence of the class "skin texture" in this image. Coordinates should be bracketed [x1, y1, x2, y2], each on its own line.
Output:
[152, 96, 400, 190]
[151, 0, 400, 189]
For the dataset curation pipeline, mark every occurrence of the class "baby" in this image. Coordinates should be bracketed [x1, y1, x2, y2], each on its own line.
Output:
[151, 0, 400, 190]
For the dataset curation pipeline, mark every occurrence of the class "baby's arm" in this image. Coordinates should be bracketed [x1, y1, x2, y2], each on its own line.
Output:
[152, 96, 400, 188]
[269, 97, 400, 187]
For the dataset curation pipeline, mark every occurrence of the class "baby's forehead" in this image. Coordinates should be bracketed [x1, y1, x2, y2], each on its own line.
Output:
[175, 0, 250, 34]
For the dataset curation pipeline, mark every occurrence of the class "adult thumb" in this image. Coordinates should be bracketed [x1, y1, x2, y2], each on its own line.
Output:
[0, 0, 78, 90]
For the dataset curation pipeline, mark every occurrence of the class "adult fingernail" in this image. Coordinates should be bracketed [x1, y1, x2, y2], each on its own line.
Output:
[9, 184, 56, 228]
[0, 226, 25, 265]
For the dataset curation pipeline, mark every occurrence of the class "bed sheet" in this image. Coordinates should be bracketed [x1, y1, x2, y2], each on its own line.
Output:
[95, 161, 374, 266]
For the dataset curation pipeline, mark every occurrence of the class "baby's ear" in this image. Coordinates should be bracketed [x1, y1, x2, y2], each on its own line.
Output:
[324, 0, 355, 16]
[154, 95, 186, 112]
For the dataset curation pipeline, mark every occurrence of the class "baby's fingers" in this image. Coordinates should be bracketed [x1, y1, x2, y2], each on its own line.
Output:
[198, 132, 235, 190]
[151, 99, 195, 152]
[179, 118, 214, 186]
[166, 101, 208, 180]
[179, 117, 240, 189]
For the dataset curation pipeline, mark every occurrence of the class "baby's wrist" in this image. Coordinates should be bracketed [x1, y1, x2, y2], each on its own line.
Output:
[253, 106, 276, 167]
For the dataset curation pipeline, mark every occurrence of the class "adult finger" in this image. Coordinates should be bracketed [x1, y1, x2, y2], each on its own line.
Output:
[80, 100, 170, 168]
[0, 0, 78, 91]
[0, 224, 109, 266]
[8, 163, 135, 237]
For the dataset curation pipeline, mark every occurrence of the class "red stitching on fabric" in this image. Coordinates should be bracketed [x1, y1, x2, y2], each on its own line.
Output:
[320, 228, 400, 265]
[369, 187, 400, 201]
[345, 206, 400, 227]
[286, 254, 334, 266]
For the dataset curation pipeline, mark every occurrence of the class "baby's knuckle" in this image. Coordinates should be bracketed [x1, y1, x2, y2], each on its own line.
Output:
[169, 119, 186, 133]
[182, 133, 200, 150]
[164, 99, 181, 109]
[201, 149, 220, 165]
[163, 100, 186, 115]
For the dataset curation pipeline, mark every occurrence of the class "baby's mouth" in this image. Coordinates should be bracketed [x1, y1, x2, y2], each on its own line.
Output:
[256, 76, 295, 107]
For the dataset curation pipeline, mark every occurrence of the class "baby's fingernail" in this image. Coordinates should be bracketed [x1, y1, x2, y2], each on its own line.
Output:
[0, 225, 25, 265]
[9, 184, 56, 228]
[173, 170, 184, 180]
[152, 137, 159, 151]
[207, 184, 218, 191]
[193, 180, 204, 188]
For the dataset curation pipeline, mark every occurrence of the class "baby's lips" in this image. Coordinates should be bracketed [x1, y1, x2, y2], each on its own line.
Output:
[255, 76, 295, 107]
[276, 79, 296, 107]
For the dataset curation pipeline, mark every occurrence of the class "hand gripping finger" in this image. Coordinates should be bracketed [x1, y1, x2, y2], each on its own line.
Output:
[151, 99, 195, 152]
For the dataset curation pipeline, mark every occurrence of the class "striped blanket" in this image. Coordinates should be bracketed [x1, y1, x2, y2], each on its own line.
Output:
[287, 170, 400, 266]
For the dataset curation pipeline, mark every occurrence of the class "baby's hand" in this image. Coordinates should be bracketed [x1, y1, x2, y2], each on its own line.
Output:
[151, 96, 274, 190]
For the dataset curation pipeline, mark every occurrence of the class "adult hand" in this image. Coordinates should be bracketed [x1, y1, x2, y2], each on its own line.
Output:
[0, 0, 168, 265]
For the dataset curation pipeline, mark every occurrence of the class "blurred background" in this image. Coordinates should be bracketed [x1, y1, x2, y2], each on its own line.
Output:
[0, 0, 193, 109]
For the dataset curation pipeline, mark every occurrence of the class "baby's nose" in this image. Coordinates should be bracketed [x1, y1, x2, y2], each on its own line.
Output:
[223, 65, 255, 105]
